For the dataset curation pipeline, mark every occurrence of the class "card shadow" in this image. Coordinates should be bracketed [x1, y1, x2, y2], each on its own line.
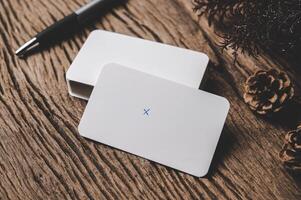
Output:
[198, 63, 236, 178]
[203, 125, 236, 178]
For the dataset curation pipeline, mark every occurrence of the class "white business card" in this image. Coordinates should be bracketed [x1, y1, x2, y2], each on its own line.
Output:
[78, 63, 229, 177]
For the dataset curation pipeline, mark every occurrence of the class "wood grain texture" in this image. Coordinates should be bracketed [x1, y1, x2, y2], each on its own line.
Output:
[0, 0, 301, 199]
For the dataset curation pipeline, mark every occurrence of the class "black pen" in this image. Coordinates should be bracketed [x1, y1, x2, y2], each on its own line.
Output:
[15, 0, 123, 57]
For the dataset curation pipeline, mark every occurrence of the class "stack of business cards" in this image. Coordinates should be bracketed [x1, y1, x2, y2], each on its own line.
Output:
[66, 31, 229, 177]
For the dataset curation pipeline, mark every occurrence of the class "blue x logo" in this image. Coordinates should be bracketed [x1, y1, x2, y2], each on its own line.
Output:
[143, 108, 150, 116]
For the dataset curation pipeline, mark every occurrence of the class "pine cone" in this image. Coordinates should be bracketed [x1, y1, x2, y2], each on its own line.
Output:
[243, 69, 294, 115]
[279, 128, 301, 173]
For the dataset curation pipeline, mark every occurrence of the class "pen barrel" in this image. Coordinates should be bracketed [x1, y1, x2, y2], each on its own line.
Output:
[36, 13, 80, 44]
[76, 0, 123, 24]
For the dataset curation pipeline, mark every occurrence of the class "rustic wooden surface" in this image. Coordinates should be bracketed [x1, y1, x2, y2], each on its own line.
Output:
[1, 0, 301, 199]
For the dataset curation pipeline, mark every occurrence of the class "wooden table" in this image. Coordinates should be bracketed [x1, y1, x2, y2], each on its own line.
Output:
[1, 0, 301, 199]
